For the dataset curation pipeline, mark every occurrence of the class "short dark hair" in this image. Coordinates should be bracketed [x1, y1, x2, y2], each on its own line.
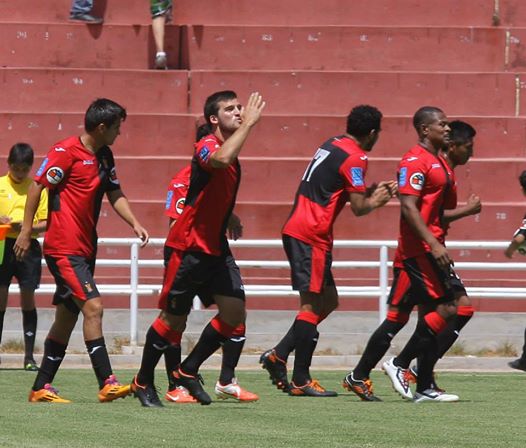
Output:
[413, 106, 444, 131]
[346, 105, 382, 138]
[84, 98, 127, 132]
[196, 90, 238, 141]
[8, 142, 34, 166]
[519, 170, 526, 191]
[449, 120, 476, 145]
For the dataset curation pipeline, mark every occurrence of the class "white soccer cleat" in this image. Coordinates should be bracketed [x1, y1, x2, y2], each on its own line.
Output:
[413, 388, 459, 403]
[382, 357, 413, 400]
[214, 378, 259, 402]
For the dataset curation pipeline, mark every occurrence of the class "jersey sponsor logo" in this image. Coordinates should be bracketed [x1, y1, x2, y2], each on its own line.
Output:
[431, 163, 441, 169]
[198, 146, 211, 163]
[173, 183, 186, 188]
[109, 167, 119, 185]
[54, 147, 66, 152]
[175, 197, 185, 215]
[83, 160, 94, 165]
[46, 167, 64, 185]
[36, 158, 49, 176]
[165, 190, 174, 210]
[399, 167, 408, 186]
[360, 155, 368, 161]
[350, 167, 364, 186]
[409, 172, 425, 191]
[406, 156, 418, 162]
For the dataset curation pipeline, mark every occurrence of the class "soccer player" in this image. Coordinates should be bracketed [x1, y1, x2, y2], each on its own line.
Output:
[260, 105, 397, 397]
[14, 98, 149, 403]
[343, 106, 460, 403]
[131, 90, 265, 407]
[150, 0, 172, 69]
[0, 143, 48, 371]
[160, 164, 258, 404]
[504, 170, 526, 372]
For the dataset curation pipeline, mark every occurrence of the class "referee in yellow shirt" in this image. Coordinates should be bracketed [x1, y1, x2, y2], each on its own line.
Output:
[0, 143, 47, 370]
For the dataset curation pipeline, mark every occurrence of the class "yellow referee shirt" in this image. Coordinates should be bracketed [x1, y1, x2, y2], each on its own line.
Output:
[0, 174, 48, 239]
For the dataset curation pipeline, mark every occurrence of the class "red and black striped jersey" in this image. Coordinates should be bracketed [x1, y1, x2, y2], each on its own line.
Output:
[34, 136, 120, 258]
[165, 134, 240, 256]
[282, 135, 368, 250]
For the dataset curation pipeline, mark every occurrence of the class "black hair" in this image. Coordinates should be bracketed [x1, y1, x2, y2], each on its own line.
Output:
[519, 170, 526, 191]
[196, 90, 238, 141]
[449, 120, 476, 145]
[346, 105, 382, 138]
[8, 142, 34, 166]
[84, 98, 127, 132]
[412, 106, 444, 131]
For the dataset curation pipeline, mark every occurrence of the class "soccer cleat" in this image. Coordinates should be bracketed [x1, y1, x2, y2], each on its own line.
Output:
[214, 378, 259, 402]
[131, 376, 164, 407]
[382, 357, 413, 400]
[406, 365, 445, 392]
[173, 368, 212, 405]
[165, 386, 198, 403]
[98, 374, 132, 402]
[342, 371, 382, 402]
[29, 384, 71, 403]
[413, 388, 459, 403]
[508, 358, 526, 372]
[24, 359, 39, 372]
[288, 379, 338, 397]
[259, 349, 290, 392]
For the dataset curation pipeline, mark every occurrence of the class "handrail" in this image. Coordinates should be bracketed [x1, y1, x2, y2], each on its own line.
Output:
[21, 238, 523, 346]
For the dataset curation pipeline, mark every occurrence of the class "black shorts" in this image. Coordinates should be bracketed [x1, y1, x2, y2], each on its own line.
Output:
[388, 253, 455, 309]
[282, 235, 334, 293]
[45, 254, 99, 313]
[0, 238, 42, 290]
[159, 247, 245, 315]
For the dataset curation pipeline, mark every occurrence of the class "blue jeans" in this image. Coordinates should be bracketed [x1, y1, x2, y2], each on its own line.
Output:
[70, 0, 93, 15]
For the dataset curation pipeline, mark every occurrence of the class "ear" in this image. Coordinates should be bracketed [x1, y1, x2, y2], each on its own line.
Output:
[96, 123, 107, 134]
[209, 115, 219, 125]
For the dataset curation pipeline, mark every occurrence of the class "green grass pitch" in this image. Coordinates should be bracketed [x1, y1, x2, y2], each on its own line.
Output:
[1, 369, 525, 448]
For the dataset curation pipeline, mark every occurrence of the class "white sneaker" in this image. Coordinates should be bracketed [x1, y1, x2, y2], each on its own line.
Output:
[414, 388, 459, 403]
[214, 378, 259, 402]
[382, 357, 413, 400]
[154, 52, 168, 70]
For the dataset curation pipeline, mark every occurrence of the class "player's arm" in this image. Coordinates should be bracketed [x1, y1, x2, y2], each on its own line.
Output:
[227, 212, 243, 240]
[349, 180, 397, 216]
[13, 181, 45, 259]
[107, 189, 149, 247]
[400, 194, 451, 268]
[210, 92, 265, 168]
[444, 193, 481, 224]
[504, 226, 526, 258]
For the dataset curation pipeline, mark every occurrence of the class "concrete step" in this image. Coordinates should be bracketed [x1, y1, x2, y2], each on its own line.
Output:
[0, 23, 181, 69]
[188, 70, 523, 116]
[1, 0, 516, 27]
[0, 68, 189, 114]
[181, 25, 512, 72]
[3, 113, 526, 159]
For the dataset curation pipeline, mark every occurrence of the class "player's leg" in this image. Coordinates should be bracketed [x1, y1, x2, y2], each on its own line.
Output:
[508, 327, 526, 371]
[0, 238, 17, 360]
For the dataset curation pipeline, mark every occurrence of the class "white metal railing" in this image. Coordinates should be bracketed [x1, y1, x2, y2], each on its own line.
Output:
[9, 238, 526, 347]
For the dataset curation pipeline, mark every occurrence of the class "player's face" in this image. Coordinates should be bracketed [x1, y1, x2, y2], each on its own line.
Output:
[8, 163, 31, 183]
[449, 139, 474, 166]
[214, 98, 243, 133]
[424, 112, 450, 147]
[101, 119, 122, 146]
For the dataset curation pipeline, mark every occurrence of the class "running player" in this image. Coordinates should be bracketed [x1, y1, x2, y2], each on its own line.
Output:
[131, 90, 265, 406]
[0, 143, 47, 371]
[260, 105, 397, 397]
[15, 98, 149, 403]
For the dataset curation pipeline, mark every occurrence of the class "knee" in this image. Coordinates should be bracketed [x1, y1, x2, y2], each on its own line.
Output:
[81, 299, 104, 322]
[160, 311, 188, 333]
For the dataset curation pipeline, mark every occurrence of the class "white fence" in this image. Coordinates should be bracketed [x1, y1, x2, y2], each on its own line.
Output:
[9, 238, 526, 347]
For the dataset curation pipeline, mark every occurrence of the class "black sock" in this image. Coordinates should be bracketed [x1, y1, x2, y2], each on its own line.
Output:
[33, 338, 67, 391]
[164, 344, 182, 390]
[86, 337, 113, 389]
[0, 310, 5, 345]
[181, 322, 226, 376]
[22, 309, 37, 361]
[521, 327, 526, 362]
[137, 325, 170, 386]
[395, 320, 436, 369]
[416, 336, 439, 393]
[354, 319, 405, 379]
[291, 320, 318, 386]
[274, 322, 296, 361]
[219, 334, 246, 385]
[436, 313, 472, 358]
